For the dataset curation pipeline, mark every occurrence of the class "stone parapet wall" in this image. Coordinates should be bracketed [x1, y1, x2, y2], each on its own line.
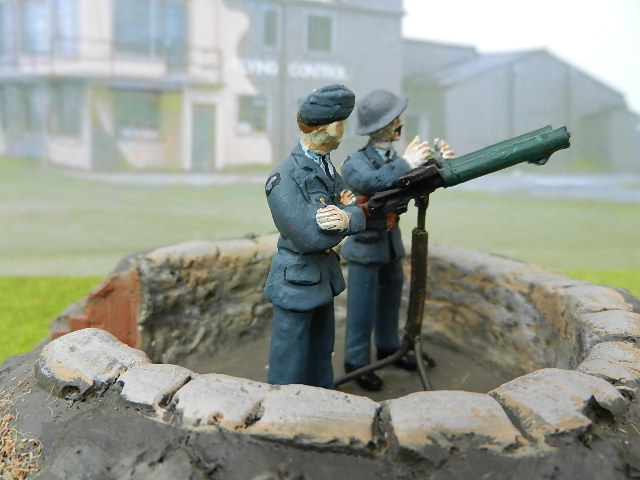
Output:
[34, 327, 638, 464]
[52, 235, 638, 377]
[38, 235, 640, 470]
[423, 245, 636, 374]
[136, 236, 276, 366]
[52, 235, 279, 370]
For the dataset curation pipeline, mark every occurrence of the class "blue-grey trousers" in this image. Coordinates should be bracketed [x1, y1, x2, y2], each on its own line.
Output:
[345, 259, 404, 367]
[267, 302, 335, 389]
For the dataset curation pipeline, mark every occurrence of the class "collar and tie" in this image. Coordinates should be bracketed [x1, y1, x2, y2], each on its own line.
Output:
[301, 141, 335, 180]
[320, 155, 334, 181]
[374, 145, 395, 163]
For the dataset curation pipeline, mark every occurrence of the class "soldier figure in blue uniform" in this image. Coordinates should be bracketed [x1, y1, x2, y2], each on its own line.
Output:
[263, 84, 366, 389]
[340, 90, 454, 391]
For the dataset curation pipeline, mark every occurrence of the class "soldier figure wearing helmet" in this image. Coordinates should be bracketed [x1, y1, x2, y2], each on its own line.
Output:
[340, 89, 454, 391]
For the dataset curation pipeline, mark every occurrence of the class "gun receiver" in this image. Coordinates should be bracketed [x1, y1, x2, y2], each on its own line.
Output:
[366, 125, 571, 216]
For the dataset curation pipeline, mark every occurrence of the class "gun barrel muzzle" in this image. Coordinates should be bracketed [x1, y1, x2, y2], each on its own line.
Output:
[440, 126, 571, 187]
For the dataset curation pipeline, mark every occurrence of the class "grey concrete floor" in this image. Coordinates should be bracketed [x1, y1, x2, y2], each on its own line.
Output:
[205, 320, 516, 402]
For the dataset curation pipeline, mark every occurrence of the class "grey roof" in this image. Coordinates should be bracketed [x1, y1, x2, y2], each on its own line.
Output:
[405, 47, 628, 106]
[403, 37, 477, 52]
[406, 49, 544, 88]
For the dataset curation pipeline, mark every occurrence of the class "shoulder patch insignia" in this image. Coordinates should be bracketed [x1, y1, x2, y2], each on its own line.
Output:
[265, 173, 281, 197]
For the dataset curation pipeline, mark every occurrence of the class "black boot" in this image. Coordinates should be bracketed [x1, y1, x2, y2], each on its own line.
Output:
[344, 363, 384, 391]
[377, 348, 418, 371]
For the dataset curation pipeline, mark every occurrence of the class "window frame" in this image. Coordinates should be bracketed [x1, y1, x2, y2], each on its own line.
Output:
[113, 0, 186, 63]
[263, 8, 279, 48]
[0, 0, 16, 60]
[49, 81, 83, 138]
[113, 88, 161, 140]
[20, 0, 79, 56]
[306, 13, 334, 54]
[237, 94, 268, 135]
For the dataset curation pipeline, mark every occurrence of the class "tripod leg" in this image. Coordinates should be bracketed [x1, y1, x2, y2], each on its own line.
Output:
[403, 196, 436, 391]
[334, 342, 408, 388]
[414, 338, 433, 391]
[422, 351, 437, 367]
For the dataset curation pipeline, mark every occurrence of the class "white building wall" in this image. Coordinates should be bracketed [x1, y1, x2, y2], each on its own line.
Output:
[1, 0, 402, 171]
[184, 0, 272, 169]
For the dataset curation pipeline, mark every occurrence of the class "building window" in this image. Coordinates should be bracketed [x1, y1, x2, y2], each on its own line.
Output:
[21, 0, 78, 56]
[0, 87, 5, 132]
[114, 89, 160, 139]
[0, 1, 16, 59]
[21, 0, 50, 54]
[307, 14, 332, 52]
[3, 84, 40, 135]
[23, 85, 40, 134]
[238, 95, 267, 134]
[263, 9, 278, 48]
[114, 0, 185, 63]
[49, 82, 82, 137]
[1, 86, 15, 133]
[54, 0, 78, 56]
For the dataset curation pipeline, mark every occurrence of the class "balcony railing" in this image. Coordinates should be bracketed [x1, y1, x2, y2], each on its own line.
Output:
[0, 37, 223, 84]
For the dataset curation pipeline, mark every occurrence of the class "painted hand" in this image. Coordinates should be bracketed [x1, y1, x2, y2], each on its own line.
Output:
[403, 136, 435, 168]
[435, 139, 455, 159]
[316, 205, 349, 231]
[339, 189, 356, 206]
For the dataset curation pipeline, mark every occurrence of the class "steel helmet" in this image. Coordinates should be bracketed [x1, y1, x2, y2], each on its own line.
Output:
[356, 90, 407, 135]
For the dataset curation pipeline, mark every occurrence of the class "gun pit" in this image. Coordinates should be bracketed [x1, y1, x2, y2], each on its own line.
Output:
[28, 234, 640, 477]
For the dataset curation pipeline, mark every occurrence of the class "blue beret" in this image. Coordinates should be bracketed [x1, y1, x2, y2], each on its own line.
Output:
[299, 84, 355, 126]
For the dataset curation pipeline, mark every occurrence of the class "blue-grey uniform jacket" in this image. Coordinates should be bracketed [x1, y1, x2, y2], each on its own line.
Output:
[264, 143, 366, 312]
[341, 142, 412, 264]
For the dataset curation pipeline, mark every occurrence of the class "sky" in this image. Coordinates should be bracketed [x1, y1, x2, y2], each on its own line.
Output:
[402, 0, 640, 113]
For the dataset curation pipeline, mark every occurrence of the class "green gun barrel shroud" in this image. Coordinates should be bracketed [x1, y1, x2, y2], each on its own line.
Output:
[367, 125, 571, 215]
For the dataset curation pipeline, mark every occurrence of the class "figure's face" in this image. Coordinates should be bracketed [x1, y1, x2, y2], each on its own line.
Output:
[371, 116, 403, 144]
[303, 120, 345, 153]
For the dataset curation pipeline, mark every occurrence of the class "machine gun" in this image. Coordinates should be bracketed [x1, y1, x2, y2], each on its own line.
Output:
[334, 126, 571, 391]
[366, 125, 571, 216]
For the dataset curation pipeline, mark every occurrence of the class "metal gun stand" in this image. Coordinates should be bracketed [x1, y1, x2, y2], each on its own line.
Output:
[334, 195, 435, 391]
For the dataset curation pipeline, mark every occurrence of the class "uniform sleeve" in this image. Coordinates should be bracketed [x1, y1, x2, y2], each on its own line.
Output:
[266, 170, 363, 252]
[342, 154, 411, 195]
[334, 172, 366, 235]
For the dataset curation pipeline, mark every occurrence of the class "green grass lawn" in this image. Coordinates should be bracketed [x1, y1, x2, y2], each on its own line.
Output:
[424, 190, 640, 271]
[0, 277, 102, 360]
[0, 158, 275, 275]
[562, 269, 640, 297]
[1, 157, 639, 362]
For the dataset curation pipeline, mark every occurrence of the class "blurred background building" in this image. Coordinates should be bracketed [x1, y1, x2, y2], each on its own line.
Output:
[0, 0, 638, 172]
